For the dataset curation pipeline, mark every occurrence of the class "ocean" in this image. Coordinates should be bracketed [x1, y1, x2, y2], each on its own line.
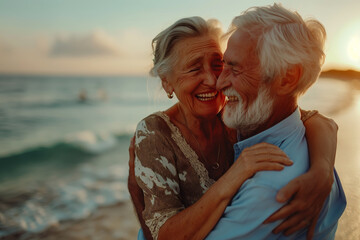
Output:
[0, 74, 357, 239]
[0, 75, 175, 238]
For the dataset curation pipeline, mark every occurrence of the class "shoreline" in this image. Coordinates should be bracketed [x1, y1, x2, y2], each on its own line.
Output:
[2, 201, 140, 240]
[330, 84, 360, 240]
[319, 78, 357, 116]
[299, 77, 356, 117]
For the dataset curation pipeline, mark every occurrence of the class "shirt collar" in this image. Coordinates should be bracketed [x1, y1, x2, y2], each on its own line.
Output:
[234, 107, 303, 160]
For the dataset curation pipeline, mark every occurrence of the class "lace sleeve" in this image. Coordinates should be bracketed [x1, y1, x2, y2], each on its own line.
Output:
[134, 115, 184, 239]
[300, 109, 319, 123]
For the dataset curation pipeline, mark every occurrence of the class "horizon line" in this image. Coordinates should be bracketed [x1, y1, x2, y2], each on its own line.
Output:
[0, 67, 359, 78]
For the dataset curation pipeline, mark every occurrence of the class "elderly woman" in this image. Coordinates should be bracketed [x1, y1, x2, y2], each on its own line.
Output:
[129, 17, 337, 240]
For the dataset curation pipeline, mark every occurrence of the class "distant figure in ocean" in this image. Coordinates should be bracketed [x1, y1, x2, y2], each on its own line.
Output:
[78, 89, 87, 102]
[128, 8, 343, 240]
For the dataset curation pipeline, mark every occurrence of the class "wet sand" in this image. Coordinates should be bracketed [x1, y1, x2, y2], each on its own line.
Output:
[331, 81, 360, 240]
[302, 78, 360, 240]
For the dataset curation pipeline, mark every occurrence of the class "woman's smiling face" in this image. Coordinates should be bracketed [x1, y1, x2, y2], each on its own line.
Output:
[166, 35, 226, 118]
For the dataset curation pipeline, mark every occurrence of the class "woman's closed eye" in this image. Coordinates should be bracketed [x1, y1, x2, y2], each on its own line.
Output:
[232, 67, 244, 76]
[232, 69, 240, 75]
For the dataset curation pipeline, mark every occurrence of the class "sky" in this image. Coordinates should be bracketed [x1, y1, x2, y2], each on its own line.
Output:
[0, 0, 360, 76]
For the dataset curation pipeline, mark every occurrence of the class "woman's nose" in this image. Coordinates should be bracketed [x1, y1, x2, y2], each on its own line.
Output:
[202, 67, 219, 87]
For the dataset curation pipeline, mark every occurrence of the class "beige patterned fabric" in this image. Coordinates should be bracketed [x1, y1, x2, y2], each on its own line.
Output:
[300, 109, 319, 122]
[134, 112, 215, 239]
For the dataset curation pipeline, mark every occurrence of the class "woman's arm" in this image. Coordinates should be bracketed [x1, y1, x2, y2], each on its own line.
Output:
[135, 117, 291, 240]
[128, 136, 153, 240]
[158, 143, 293, 240]
[265, 111, 337, 239]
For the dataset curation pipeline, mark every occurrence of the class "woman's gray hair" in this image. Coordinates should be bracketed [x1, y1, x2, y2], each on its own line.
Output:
[150, 16, 223, 78]
[230, 3, 326, 96]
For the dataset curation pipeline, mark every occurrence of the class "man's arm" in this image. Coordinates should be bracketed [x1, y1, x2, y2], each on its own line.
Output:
[128, 136, 153, 240]
[265, 113, 337, 239]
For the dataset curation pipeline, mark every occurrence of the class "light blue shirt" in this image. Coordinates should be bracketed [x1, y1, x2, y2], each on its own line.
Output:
[206, 108, 346, 240]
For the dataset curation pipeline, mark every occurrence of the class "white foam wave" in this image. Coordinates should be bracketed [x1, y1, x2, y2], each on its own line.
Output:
[0, 163, 130, 238]
[66, 131, 117, 154]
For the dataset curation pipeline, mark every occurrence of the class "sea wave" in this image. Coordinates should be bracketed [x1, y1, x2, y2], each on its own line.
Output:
[0, 129, 132, 156]
[0, 130, 133, 181]
[0, 161, 130, 238]
[0, 130, 132, 238]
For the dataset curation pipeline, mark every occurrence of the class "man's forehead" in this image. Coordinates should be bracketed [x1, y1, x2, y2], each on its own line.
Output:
[224, 29, 257, 65]
[223, 44, 241, 66]
[223, 52, 239, 67]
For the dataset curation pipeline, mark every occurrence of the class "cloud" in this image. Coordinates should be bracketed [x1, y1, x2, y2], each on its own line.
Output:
[0, 29, 153, 75]
[49, 30, 121, 57]
[119, 29, 151, 58]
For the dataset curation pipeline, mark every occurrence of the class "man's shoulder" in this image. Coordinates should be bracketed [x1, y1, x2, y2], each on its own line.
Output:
[248, 133, 310, 191]
[250, 159, 309, 191]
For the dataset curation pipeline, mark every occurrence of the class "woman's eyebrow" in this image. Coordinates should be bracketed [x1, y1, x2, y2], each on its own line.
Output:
[184, 56, 202, 68]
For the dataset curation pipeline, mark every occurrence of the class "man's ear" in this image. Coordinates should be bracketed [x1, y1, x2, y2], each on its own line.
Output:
[161, 76, 174, 95]
[275, 65, 303, 95]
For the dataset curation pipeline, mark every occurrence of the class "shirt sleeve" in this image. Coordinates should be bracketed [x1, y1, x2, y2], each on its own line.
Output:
[134, 117, 184, 240]
[206, 179, 286, 240]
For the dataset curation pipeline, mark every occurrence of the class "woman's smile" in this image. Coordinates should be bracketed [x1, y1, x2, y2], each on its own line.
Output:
[195, 90, 219, 101]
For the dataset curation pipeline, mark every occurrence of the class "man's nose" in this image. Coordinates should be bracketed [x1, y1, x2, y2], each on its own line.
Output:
[216, 70, 230, 91]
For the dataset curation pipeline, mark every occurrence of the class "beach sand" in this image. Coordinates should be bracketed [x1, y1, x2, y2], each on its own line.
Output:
[2, 201, 140, 240]
[332, 80, 360, 240]
[4, 78, 359, 240]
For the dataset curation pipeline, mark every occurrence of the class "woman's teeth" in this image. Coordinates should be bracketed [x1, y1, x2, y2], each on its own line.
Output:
[196, 91, 218, 101]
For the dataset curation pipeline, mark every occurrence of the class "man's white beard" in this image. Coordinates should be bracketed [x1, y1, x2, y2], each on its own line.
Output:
[222, 85, 274, 132]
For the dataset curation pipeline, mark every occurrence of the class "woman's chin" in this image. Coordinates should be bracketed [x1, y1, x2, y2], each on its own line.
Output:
[193, 104, 223, 119]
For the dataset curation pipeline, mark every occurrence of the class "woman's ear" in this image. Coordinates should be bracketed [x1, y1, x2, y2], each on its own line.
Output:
[275, 64, 303, 95]
[161, 76, 174, 95]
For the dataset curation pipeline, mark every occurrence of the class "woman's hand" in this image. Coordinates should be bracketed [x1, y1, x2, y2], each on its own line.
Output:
[233, 143, 293, 178]
[264, 112, 338, 239]
[159, 142, 293, 240]
[264, 168, 333, 239]
[220, 142, 293, 202]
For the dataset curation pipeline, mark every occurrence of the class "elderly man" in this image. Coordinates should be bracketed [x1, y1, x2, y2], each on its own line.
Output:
[206, 4, 346, 240]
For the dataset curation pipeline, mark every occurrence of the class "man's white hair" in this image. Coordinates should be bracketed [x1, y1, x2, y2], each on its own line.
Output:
[228, 3, 326, 96]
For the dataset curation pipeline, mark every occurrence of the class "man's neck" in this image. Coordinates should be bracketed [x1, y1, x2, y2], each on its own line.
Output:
[238, 100, 298, 140]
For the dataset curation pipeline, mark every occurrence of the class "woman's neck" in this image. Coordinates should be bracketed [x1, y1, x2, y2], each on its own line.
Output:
[175, 103, 219, 139]
[164, 103, 234, 180]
